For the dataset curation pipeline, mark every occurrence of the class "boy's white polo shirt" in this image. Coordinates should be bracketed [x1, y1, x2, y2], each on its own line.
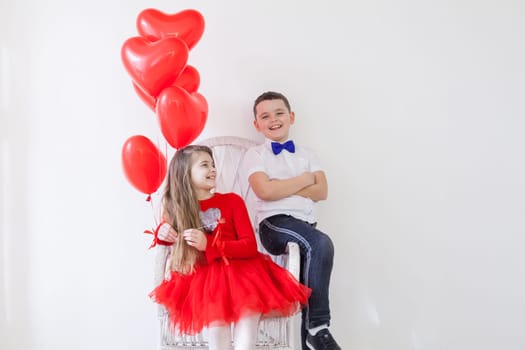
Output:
[242, 138, 323, 225]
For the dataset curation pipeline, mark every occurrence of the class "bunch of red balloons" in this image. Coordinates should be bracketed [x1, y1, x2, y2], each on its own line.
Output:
[120, 8, 207, 198]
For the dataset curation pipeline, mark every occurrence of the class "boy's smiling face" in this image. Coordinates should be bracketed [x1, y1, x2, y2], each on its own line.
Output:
[253, 99, 295, 143]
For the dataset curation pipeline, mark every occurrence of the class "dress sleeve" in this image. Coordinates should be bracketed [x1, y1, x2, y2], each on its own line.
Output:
[223, 194, 259, 258]
[220, 193, 259, 259]
[146, 221, 174, 249]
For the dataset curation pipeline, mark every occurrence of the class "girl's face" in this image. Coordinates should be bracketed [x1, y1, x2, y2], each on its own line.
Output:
[253, 99, 295, 143]
[190, 151, 216, 199]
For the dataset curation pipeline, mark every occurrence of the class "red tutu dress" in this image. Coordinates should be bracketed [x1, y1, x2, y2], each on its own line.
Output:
[149, 192, 311, 335]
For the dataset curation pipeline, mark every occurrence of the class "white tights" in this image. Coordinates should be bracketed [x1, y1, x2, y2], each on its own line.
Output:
[208, 314, 261, 350]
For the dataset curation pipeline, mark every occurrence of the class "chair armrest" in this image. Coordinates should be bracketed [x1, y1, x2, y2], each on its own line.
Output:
[154, 245, 170, 317]
[154, 245, 170, 285]
[285, 242, 300, 280]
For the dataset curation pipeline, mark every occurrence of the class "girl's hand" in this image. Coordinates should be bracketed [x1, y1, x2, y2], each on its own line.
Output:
[183, 229, 207, 251]
[158, 223, 178, 243]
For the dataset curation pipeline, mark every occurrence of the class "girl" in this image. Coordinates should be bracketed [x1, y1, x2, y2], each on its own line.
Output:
[149, 145, 311, 350]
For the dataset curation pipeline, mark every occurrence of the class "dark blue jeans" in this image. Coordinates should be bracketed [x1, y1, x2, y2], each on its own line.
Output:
[259, 214, 335, 349]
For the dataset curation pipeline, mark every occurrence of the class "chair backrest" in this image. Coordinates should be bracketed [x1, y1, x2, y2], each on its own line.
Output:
[198, 136, 259, 231]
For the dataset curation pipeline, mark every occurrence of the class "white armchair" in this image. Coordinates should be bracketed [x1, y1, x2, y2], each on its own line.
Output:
[153, 136, 301, 349]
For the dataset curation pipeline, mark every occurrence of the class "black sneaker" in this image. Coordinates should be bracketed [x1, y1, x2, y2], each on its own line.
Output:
[306, 328, 341, 350]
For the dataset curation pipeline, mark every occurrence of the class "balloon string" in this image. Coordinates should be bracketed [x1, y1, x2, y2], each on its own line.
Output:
[150, 195, 159, 227]
[164, 141, 168, 174]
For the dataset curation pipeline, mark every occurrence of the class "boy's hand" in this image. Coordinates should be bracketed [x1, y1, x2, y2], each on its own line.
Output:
[295, 171, 328, 202]
[301, 172, 316, 187]
[183, 229, 208, 251]
[158, 223, 179, 243]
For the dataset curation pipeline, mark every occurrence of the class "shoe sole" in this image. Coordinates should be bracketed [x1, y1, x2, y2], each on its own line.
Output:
[306, 339, 341, 350]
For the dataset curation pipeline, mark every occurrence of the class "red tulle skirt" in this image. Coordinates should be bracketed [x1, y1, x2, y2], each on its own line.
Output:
[149, 253, 311, 334]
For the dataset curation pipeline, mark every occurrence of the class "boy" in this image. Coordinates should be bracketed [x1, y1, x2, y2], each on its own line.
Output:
[242, 91, 340, 350]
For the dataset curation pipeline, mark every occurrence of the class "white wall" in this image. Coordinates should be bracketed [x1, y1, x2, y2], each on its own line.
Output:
[1, 0, 525, 349]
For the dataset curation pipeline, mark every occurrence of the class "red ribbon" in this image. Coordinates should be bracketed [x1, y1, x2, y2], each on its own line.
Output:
[144, 220, 167, 249]
[211, 218, 229, 265]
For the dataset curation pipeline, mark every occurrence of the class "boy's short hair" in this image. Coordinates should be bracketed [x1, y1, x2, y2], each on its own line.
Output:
[253, 91, 291, 117]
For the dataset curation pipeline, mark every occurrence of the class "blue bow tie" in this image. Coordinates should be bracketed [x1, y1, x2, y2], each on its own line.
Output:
[271, 140, 295, 155]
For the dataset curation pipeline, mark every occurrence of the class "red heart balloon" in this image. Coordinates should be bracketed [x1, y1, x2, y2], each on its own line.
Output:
[156, 86, 208, 149]
[131, 65, 199, 111]
[137, 8, 205, 50]
[175, 65, 200, 93]
[121, 36, 188, 97]
[192, 92, 208, 127]
[131, 65, 200, 111]
[122, 135, 167, 195]
[132, 81, 156, 110]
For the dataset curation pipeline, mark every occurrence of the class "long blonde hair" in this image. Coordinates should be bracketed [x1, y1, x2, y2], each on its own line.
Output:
[162, 145, 213, 274]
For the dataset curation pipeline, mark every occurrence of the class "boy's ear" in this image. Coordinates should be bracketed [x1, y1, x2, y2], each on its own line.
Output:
[253, 119, 261, 131]
[289, 111, 295, 124]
